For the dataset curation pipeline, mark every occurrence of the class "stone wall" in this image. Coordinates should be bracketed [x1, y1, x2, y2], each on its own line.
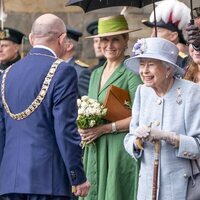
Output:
[3, 0, 199, 66]
[5, 6, 152, 66]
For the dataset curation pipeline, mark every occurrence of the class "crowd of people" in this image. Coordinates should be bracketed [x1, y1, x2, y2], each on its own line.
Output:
[0, 0, 200, 200]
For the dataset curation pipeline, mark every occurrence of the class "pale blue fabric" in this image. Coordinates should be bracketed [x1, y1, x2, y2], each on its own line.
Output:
[124, 78, 200, 200]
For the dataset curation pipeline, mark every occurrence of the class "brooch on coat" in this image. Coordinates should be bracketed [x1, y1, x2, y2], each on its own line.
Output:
[176, 88, 182, 105]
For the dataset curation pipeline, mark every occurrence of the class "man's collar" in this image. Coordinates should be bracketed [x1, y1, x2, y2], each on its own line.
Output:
[33, 45, 57, 57]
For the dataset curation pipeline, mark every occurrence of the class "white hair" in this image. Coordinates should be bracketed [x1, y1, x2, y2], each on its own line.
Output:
[162, 61, 176, 76]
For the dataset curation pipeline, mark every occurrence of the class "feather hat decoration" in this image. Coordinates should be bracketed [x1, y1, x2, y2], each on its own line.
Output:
[143, 0, 191, 44]
[149, 0, 191, 30]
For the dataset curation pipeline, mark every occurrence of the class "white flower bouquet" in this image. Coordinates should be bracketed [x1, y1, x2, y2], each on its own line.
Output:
[77, 96, 107, 129]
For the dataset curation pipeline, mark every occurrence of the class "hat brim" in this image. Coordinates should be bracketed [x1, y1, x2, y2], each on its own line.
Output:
[85, 28, 142, 38]
[124, 54, 184, 76]
[142, 20, 155, 28]
[142, 20, 186, 44]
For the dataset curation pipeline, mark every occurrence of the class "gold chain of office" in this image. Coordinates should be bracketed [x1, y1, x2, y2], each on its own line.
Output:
[1, 58, 63, 120]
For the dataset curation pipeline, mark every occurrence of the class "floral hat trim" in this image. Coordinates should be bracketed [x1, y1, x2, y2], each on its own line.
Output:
[131, 39, 147, 56]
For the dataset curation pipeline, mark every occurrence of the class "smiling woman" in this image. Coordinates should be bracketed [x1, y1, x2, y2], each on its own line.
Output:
[184, 43, 200, 84]
[79, 15, 142, 200]
[124, 37, 200, 200]
[139, 58, 175, 96]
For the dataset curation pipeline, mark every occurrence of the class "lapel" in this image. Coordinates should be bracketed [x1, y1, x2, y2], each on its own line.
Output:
[90, 66, 103, 99]
[98, 62, 126, 96]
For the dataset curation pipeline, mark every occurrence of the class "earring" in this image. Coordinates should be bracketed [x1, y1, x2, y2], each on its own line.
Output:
[166, 73, 169, 78]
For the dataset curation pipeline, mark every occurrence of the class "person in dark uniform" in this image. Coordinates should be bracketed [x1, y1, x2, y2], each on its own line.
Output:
[78, 21, 106, 97]
[142, 0, 190, 73]
[0, 27, 25, 71]
[0, 13, 90, 200]
[61, 27, 89, 97]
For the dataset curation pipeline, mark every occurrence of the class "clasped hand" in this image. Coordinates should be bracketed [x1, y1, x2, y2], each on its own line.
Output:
[134, 125, 168, 142]
[79, 125, 104, 144]
[134, 125, 179, 147]
[73, 180, 91, 197]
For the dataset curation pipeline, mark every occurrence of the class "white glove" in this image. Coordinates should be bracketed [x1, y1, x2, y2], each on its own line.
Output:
[147, 129, 180, 148]
[134, 125, 151, 138]
[134, 125, 180, 148]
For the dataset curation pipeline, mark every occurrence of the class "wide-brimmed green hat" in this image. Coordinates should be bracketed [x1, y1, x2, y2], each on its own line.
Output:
[86, 15, 141, 38]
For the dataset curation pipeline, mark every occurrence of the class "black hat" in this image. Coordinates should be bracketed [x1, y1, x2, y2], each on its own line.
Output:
[86, 21, 98, 35]
[142, 20, 186, 44]
[66, 27, 82, 42]
[0, 27, 25, 44]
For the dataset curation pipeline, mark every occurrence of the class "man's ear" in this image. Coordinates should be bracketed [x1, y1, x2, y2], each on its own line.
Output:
[58, 33, 66, 45]
[65, 40, 74, 51]
[13, 43, 20, 54]
[29, 33, 34, 46]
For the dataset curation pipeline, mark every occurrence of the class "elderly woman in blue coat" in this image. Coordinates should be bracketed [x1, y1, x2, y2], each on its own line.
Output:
[124, 37, 200, 200]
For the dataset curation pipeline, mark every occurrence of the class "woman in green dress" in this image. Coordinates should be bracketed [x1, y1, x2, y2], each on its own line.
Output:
[79, 15, 142, 200]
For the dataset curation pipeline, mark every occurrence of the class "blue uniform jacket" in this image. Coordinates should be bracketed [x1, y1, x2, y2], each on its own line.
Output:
[0, 48, 86, 196]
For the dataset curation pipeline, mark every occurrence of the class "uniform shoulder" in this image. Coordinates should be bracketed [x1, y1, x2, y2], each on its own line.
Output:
[0, 69, 4, 74]
[178, 51, 188, 59]
[74, 59, 90, 68]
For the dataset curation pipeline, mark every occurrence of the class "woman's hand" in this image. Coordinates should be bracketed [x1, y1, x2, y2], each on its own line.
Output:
[134, 125, 150, 139]
[134, 125, 179, 148]
[79, 125, 105, 144]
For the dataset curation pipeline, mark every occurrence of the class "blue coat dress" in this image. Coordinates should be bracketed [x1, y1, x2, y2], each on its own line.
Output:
[124, 78, 200, 200]
[0, 47, 86, 197]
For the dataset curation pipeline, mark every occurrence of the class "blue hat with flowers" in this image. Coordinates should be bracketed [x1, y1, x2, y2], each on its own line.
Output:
[124, 37, 184, 76]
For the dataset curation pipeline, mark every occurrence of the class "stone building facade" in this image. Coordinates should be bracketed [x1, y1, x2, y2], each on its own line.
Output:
[3, 0, 198, 66]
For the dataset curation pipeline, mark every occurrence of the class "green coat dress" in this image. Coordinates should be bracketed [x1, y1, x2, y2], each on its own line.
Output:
[80, 63, 142, 200]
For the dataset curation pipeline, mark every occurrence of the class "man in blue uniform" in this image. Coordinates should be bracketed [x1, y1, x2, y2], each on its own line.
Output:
[61, 27, 89, 97]
[0, 13, 90, 200]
